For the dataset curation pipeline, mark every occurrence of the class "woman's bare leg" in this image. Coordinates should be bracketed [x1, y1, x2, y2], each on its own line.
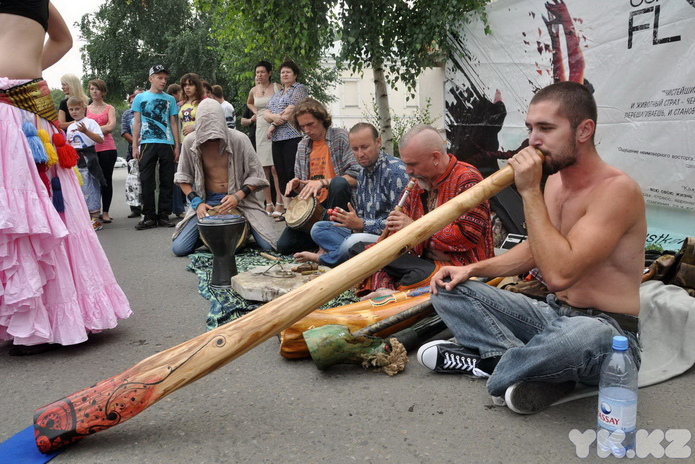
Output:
[263, 166, 273, 213]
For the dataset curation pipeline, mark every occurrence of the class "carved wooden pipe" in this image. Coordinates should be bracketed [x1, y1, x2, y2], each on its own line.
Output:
[34, 156, 527, 453]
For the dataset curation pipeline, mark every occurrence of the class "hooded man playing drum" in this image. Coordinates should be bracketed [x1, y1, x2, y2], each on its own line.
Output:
[172, 98, 278, 256]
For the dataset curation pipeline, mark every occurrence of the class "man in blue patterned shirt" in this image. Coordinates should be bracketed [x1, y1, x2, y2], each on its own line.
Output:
[294, 123, 410, 266]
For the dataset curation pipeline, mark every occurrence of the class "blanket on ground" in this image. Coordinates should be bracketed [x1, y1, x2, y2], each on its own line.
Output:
[186, 250, 359, 330]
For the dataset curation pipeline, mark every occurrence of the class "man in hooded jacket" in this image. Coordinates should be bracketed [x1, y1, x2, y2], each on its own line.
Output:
[172, 98, 278, 255]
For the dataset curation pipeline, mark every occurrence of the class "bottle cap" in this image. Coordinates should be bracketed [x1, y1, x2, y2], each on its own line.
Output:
[612, 335, 628, 351]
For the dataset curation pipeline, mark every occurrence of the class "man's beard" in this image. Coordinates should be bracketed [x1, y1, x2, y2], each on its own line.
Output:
[413, 174, 431, 190]
[542, 140, 578, 175]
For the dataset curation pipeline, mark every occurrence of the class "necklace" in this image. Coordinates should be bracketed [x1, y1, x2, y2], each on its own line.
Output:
[259, 83, 271, 96]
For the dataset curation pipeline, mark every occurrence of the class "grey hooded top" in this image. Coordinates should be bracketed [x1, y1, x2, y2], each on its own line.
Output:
[172, 98, 278, 249]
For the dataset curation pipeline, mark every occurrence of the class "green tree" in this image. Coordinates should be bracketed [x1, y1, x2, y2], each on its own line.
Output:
[334, 0, 489, 154]
[363, 98, 436, 158]
[195, 0, 339, 105]
[78, 0, 230, 104]
[50, 88, 64, 111]
[197, 0, 489, 154]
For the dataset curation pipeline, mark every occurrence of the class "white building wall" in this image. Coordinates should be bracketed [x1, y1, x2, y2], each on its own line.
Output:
[325, 64, 446, 132]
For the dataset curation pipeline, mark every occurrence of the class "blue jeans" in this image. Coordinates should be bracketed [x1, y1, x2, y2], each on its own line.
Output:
[310, 220, 378, 267]
[171, 192, 273, 256]
[432, 280, 641, 396]
[172, 163, 185, 215]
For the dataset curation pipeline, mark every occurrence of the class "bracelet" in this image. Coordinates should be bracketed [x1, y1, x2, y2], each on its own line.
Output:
[232, 192, 241, 203]
[240, 185, 252, 196]
[187, 191, 200, 202]
[190, 197, 203, 210]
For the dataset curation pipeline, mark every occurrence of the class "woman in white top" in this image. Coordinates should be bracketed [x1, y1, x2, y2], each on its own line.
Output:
[247, 60, 282, 216]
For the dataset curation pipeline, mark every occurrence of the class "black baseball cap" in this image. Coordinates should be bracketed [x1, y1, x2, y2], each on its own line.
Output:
[149, 65, 170, 76]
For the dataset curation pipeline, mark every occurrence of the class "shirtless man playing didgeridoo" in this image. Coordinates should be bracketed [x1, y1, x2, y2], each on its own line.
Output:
[418, 81, 647, 415]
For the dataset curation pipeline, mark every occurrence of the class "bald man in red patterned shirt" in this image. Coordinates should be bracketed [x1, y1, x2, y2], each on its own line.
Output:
[350, 125, 494, 297]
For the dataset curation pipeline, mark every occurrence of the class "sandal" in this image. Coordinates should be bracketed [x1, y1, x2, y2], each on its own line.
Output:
[292, 262, 319, 272]
[271, 203, 285, 218]
[101, 214, 113, 223]
[265, 203, 274, 216]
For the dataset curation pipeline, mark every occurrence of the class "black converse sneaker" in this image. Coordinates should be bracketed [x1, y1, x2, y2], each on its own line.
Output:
[417, 340, 490, 378]
[504, 380, 576, 414]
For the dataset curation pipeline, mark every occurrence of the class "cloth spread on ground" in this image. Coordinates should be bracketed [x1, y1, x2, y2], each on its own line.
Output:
[186, 250, 359, 330]
[0, 425, 61, 464]
[557, 280, 695, 404]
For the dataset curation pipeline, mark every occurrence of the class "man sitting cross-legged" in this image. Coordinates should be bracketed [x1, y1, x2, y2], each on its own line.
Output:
[293, 122, 409, 267]
[348, 124, 494, 298]
[420, 82, 647, 415]
[276, 98, 359, 255]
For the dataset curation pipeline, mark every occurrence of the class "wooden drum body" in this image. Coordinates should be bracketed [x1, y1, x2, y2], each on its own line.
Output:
[285, 197, 325, 233]
[198, 214, 248, 288]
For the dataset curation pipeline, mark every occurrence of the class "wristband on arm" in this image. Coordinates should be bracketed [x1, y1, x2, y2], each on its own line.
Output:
[190, 197, 203, 210]
[240, 185, 252, 197]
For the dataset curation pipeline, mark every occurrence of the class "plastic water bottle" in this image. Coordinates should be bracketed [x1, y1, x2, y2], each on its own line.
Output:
[597, 335, 638, 458]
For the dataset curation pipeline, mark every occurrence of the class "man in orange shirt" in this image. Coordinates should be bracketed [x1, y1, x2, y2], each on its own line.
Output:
[277, 98, 359, 254]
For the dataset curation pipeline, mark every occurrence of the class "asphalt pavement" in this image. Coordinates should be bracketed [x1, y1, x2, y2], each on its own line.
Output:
[1, 168, 693, 464]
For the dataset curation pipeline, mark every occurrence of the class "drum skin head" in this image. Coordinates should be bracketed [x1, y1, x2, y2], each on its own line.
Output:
[286, 197, 315, 227]
[198, 214, 245, 225]
[197, 209, 249, 251]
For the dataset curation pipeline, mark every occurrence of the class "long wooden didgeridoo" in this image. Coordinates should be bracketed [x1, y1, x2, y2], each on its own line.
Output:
[33, 159, 521, 453]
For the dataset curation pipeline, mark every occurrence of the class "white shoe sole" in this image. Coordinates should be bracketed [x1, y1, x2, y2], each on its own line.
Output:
[416, 339, 451, 370]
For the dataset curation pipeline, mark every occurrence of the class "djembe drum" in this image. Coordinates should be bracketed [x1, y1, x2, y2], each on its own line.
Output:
[198, 213, 248, 288]
[285, 197, 325, 233]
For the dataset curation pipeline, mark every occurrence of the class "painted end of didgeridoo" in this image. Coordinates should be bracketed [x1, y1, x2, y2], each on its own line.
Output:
[34, 372, 158, 453]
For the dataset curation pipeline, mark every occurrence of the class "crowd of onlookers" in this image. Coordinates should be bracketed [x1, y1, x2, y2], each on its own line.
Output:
[56, 58, 316, 233]
[57, 68, 243, 231]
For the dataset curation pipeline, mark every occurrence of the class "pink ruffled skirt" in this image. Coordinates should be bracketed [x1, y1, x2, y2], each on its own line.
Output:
[0, 77, 132, 346]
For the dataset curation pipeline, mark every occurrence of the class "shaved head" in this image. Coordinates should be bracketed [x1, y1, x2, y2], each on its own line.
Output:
[399, 125, 450, 186]
[399, 125, 447, 156]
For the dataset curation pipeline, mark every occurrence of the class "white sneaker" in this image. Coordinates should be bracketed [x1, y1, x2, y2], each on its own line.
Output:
[504, 380, 575, 415]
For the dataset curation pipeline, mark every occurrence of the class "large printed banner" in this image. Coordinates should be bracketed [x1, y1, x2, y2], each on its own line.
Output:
[446, 0, 694, 247]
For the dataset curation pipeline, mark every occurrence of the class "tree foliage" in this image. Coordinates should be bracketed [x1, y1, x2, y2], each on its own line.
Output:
[197, 0, 489, 153]
[336, 1, 488, 92]
[334, 0, 489, 152]
[78, 0, 490, 151]
[194, 0, 339, 103]
[79, 0, 230, 103]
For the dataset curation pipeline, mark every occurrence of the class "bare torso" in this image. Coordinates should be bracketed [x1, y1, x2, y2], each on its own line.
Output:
[544, 165, 646, 315]
[200, 142, 229, 194]
[0, 15, 44, 79]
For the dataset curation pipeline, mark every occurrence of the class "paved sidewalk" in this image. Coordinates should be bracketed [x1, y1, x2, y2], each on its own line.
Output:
[1, 169, 693, 463]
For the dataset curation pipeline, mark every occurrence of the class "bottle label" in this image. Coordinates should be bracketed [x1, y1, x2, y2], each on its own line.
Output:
[598, 387, 637, 431]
